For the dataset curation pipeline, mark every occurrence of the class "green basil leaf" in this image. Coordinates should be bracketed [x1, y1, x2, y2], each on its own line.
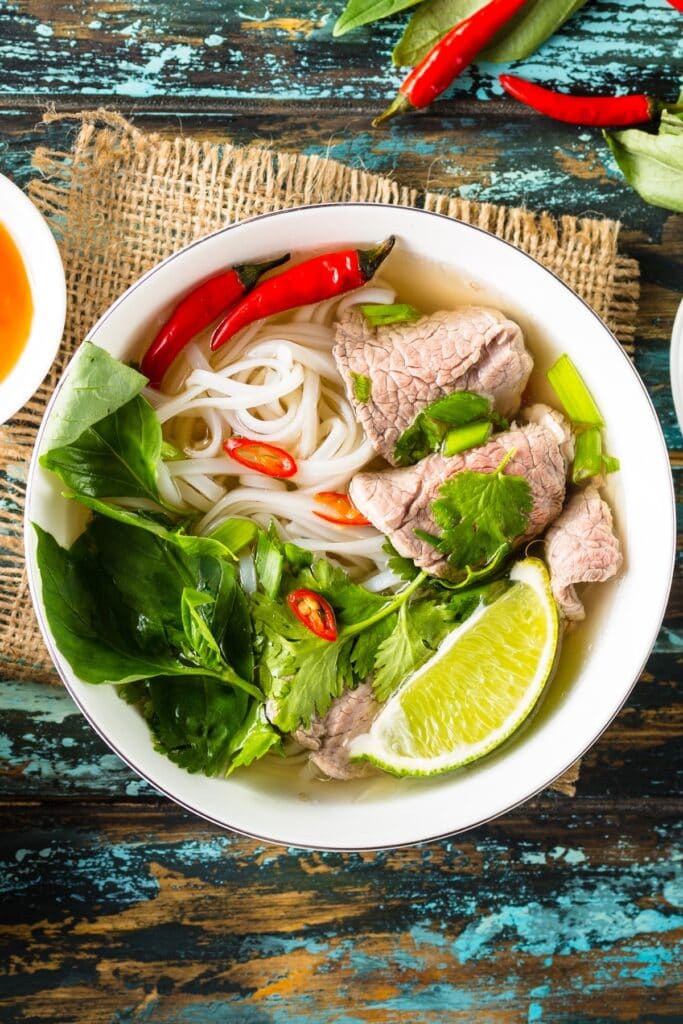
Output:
[41, 394, 164, 505]
[227, 704, 284, 774]
[123, 676, 250, 776]
[334, 0, 423, 37]
[43, 342, 147, 451]
[604, 122, 683, 214]
[393, 0, 588, 68]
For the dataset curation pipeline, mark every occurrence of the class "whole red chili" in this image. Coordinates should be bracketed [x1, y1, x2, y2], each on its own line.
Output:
[374, 0, 530, 126]
[499, 74, 683, 127]
[313, 492, 371, 526]
[224, 437, 298, 478]
[287, 589, 338, 642]
[666, 0, 683, 11]
[141, 253, 289, 387]
[210, 237, 396, 352]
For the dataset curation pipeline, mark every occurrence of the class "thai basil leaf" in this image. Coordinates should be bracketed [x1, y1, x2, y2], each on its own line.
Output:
[41, 394, 165, 505]
[42, 341, 146, 451]
[604, 112, 683, 214]
[34, 517, 259, 696]
[334, 0, 423, 37]
[122, 676, 250, 776]
[393, 0, 589, 68]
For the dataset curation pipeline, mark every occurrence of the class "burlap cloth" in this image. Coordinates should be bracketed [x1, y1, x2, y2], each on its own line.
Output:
[0, 110, 641, 796]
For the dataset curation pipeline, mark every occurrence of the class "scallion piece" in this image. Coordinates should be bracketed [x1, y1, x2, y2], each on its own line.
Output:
[255, 529, 284, 598]
[361, 303, 421, 327]
[547, 354, 604, 427]
[573, 428, 603, 483]
[209, 517, 258, 554]
[602, 453, 620, 474]
[442, 420, 493, 458]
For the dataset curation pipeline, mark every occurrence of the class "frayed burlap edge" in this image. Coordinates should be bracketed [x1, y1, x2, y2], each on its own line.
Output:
[0, 110, 642, 797]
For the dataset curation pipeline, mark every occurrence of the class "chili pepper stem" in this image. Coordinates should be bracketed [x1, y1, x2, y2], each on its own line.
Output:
[373, 94, 413, 128]
[237, 253, 290, 290]
[357, 235, 396, 278]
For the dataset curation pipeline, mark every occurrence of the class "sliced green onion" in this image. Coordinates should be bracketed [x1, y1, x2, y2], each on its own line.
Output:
[209, 517, 258, 555]
[547, 354, 604, 427]
[442, 420, 493, 458]
[351, 372, 371, 402]
[573, 428, 603, 483]
[361, 303, 421, 327]
[161, 440, 184, 461]
[602, 453, 620, 474]
[255, 529, 284, 598]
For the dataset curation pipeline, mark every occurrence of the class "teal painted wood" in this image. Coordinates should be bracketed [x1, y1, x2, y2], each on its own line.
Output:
[1, 0, 682, 102]
[1, 803, 681, 1021]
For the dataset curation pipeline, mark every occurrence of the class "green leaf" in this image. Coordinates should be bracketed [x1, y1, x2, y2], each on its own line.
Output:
[394, 390, 497, 467]
[42, 341, 147, 451]
[34, 516, 260, 696]
[351, 372, 372, 402]
[161, 440, 185, 461]
[181, 589, 224, 672]
[393, 0, 588, 67]
[428, 454, 533, 574]
[123, 676, 250, 776]
[372, 599, 452, 702]
[334, 0, 423, 37]
[41, 394, 165, 506]
[382, 539, 420, 581]
[67, 493, 235, 561]
[227, 703, 284, 774]
[604, 121, 683, 214]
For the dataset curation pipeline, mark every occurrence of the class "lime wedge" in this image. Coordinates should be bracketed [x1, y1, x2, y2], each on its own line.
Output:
[350, 558, 559, 777]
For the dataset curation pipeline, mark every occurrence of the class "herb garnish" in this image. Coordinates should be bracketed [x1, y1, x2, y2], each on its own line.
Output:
[351, 371, 372, 402]
[394, 390, 506, 467]
[418, 450, 533, 578]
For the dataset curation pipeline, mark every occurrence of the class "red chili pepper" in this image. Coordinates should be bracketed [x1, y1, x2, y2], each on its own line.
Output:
[313, 492, 371, 526]
[210, 238, 396, 352]
[287, 589, 338, 642]
[666, 0, 683, 11]
[224, 437, 298, 478]
[141, 253, 289, 387]
[374, 0, 529, 126]
[498, 75, 683, 127]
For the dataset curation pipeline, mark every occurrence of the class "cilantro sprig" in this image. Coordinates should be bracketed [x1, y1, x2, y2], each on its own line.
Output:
[418, 450, 533, 579]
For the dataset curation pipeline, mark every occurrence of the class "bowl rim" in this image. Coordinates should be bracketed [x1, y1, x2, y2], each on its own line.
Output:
[24, 201, 677, 851]
[0, 172, 66, 424]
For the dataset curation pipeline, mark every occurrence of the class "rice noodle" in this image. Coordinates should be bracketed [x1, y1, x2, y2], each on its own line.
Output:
[159, 282, 396, 579]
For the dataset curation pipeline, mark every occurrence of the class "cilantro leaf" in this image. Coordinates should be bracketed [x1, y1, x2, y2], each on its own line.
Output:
[382, 538, 420, 581]
[372, 599, 453, 703]
[427, 455, 532, 575]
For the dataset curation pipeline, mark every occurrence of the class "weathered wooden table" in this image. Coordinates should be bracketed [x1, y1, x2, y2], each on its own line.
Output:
[1, 2, 681, 1020]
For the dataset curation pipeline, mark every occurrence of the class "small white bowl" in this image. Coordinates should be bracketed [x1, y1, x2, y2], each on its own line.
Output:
[670, 298, 683, 431]
[0, 173, 66, 423]
[24, 204, 676, 850]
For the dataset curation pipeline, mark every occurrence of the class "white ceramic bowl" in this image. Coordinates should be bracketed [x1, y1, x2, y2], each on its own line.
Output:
[0, 173, 66, 423]
[24, 204, 676, 850]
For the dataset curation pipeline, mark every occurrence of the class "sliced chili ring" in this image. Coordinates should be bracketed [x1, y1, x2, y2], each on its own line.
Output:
[224, 437, 297, 478]
[313, 491, 371, 526]
[287, 589, 338, 642]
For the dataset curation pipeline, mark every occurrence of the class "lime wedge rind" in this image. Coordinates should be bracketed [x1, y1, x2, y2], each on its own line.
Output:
[349, 558, 559, 778]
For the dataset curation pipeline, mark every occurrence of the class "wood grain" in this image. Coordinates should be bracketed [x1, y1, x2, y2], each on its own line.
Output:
[1, 0, 682, 1019]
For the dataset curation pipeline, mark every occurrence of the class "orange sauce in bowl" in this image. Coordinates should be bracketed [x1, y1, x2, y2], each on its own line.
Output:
[0, 222, 34, 382]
